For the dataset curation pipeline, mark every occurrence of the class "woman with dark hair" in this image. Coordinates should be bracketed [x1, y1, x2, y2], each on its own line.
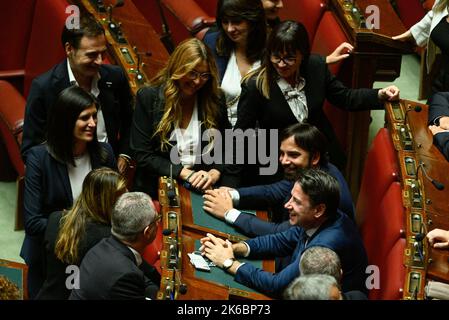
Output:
[20, 85, 116, 299]
[235, 20, 399, 184]
[203, 0, 266, 126]
[37, 168, 127, 299]
[130, 38, 239, 198]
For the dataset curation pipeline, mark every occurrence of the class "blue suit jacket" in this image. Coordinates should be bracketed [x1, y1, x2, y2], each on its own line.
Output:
[203, 31, 229, 83]
[20, 142, 116, 265]
[21, 59, 133, 160]
[234, 211, 368, 298]
[236, 163, 355, 226]
[428, 92, 449, 160]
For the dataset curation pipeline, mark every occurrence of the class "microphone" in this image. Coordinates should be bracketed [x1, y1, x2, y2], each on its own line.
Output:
[167, 165, 179, 207]
[417, 161, 445, 191]
[402, 105, 422, 136]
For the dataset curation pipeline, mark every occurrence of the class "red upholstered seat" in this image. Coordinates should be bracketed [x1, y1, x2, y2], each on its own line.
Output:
[356, 128, 400, 227]
[160, 0, 215, 44]
[361, 182, 405, 272]
[0, 0, 37, 92]
[279, 0, 326, 44]
[23, 0, 68, 97]
[369, 238, 406, 300]
[0, 80, 25, 178]
[311, 11, 351, 151]
[395, 0, 426, 30]
[195, 0, 217, 17]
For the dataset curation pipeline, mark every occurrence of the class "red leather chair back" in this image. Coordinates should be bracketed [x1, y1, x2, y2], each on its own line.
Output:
[161, 0, 215, 45]
[361, 182, 405, 271]
[356, 128, 400, 227]
[0, 0, 36, 71]
[279, 0, 326, 44]
[395, 0, 426, 30]
[132, 0, 164, 35]
[0, 80, 26, 177]
[369, 238, 406, 300]
[23, 0, 68, 97]
[195, 0, 217, 17]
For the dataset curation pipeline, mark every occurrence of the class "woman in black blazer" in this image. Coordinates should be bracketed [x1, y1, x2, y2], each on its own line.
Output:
[20, 86, 117, 298]
[130, 38, 239, 198]
[235, 20, 400, 184]
[37, 168, 127, 299]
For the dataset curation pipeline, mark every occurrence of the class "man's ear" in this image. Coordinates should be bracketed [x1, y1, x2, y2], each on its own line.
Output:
[311, 152, 320, 167]
[65, 42, 73, 57]
[313, 203, 326, 218]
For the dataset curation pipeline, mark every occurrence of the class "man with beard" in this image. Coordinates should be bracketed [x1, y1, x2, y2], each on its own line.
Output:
[21, 14, 133, 174]
[203, 123, 354, 240]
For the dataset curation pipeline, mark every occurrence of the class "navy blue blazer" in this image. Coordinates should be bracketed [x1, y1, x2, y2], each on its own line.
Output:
[20, 142, 116, 265]
[69, 236, 159, 300]
[203, 31, 229, 83]
[21, 59, 133, 160]
[235, 163, 355, 227]
[234, 211, 368, 298]
[428, 92, 449, 160]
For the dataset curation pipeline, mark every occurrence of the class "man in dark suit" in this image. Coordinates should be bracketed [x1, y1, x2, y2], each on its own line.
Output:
[203, 123, 355, 238]
[21, 15, 133, 174]
[428, 92, 449, 161]
[70, 192, 160, 300]
[200, 169, 368, 298]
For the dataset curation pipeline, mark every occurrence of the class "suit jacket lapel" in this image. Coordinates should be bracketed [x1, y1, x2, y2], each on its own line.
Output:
[54, 157, 73, 205]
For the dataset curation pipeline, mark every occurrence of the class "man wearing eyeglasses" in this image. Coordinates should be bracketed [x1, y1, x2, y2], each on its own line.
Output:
[70, 192, 161, 300]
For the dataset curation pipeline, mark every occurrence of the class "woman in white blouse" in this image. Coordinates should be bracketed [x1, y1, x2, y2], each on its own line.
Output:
[21, 85, 116, 298]
[130, 38, 239, 198]
[393, 0, 449, 96]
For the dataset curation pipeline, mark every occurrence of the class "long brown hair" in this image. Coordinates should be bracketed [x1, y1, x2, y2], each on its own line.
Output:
[151, 38, 222, 151]
[55, 168, 127, 264]
[434, 0, 449, 12]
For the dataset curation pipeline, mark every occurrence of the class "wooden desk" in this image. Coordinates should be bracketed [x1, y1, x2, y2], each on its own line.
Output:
[157, 178, 275, 300]
[385, 99, 449, 299]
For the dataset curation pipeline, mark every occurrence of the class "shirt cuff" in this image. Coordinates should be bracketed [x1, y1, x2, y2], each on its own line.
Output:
[433, 116, 443, 126]
[119, 154, 131, 160]
[224, 208, 241, 224]
[228, 189, 240, 207]
[242, 241, 250, 257]
[235, 262, 245, 273]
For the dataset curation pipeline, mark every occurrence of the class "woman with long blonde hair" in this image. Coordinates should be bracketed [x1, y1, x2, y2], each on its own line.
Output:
[393, 0, 449, 97]
[37, 168, 127, 299]
[131, 38, 239, 198]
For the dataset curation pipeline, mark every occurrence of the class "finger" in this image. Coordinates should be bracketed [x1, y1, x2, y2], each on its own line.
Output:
[434, 242, 449, 249]
[205, 233, 219, 245]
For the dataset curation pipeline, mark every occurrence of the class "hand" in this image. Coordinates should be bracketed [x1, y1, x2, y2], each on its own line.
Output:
[428, 125, 448, 136]
[326, 42, 354, 64]
[392, 30, 413, 41]
[218, 186, 236, 193]
[117, 156, 130, 175]
[439, 116, 449, 130]
[188, 169, 220, 191]
[199, 233, 234, 268]
[378, 85, 400, 101]
[203, 189, 233, 220]
[426, 229, 449, 249]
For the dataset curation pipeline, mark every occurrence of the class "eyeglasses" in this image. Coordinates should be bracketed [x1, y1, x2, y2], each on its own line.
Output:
[270, 54, 297, 66]
[186, 70, 211, 81]
[151, 214, 162, 225]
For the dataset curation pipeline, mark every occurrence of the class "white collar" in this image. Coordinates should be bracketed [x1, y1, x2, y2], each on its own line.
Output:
[127, 246, 143, 266]
[67, 58, 101, 97]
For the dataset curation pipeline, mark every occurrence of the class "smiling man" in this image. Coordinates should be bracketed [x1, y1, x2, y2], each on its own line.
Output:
[21, 14, 133, 174]
[200, 169, 367, 298]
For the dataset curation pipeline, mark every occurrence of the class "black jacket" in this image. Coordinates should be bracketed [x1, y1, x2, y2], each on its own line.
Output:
[130, 85, 240, 197]
[428, 91, 449, 160]
[21, 59, 133, 159]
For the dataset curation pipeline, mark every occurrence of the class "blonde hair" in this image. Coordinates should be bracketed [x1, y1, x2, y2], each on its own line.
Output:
[55, 168, 127, 264]
[434, 0, 449, 12]
[150, 38, 222, 151]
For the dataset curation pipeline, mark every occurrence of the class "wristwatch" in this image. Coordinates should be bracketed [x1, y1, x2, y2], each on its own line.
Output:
[222, 258, 235, 270]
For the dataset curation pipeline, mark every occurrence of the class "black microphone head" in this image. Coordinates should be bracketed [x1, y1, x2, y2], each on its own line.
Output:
[432, 179, 445, 191]
[414, 105, 422, 112]
[162, 228, 173, 236]
[415, 233, 425, 242]
[179, 284, 188, 294]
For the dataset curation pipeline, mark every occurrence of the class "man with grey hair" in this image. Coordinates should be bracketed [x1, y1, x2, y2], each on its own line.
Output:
[284, 274, 342, 300]
[70, 192, 161, 300]
[299, 246, 342, 282]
